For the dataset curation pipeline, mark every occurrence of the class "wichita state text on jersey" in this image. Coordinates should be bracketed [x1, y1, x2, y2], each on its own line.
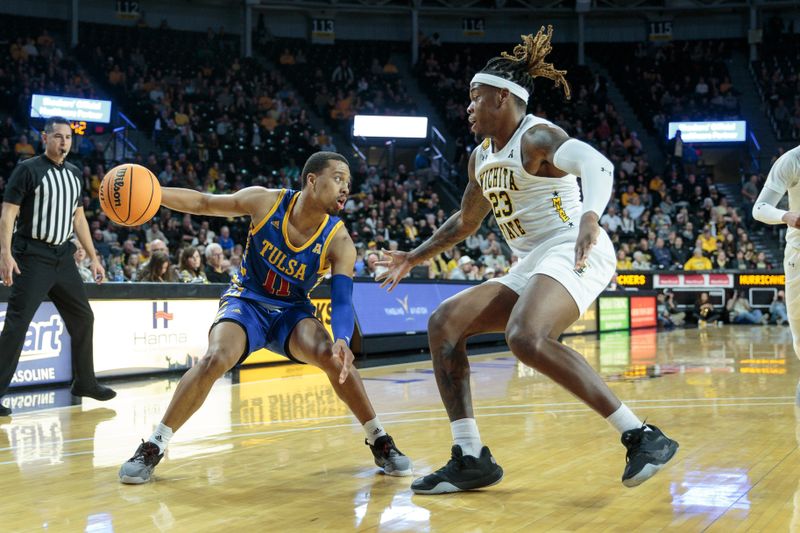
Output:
[475, 114, 583, 257]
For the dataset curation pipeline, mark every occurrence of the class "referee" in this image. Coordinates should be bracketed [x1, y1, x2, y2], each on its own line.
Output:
[0, 116, 115, 417]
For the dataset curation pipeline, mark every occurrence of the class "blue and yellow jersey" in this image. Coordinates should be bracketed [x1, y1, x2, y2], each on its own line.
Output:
[223, 189, 344, 306]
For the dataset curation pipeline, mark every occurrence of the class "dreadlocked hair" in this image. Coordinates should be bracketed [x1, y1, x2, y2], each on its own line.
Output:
[480, 25, 571, 101]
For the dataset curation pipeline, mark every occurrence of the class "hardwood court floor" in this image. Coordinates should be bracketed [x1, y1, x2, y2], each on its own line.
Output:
[2, 325, 799, 532]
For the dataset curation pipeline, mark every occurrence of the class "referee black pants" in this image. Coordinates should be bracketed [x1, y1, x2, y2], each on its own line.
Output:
[0, 237, 97, 397]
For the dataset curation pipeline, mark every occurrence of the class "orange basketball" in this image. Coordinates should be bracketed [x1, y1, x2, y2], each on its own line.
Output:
[99, 163, 162, 226]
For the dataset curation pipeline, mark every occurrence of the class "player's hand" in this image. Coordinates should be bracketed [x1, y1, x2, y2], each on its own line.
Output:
[375, 250, 415, 292]
[332, 339, 355, 384]
[782, 211, 800, 229]
[574, 213, 600, 270]
[90, 258, 106, 284]
[0, 251, 20, 287]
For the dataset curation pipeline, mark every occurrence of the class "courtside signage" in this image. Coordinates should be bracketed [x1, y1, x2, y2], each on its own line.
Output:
[565, 301, 598, 335]
[353, 282, 473, 335]
[630, 296, 657, 329]
[599, 297, 630, 332]
[2, 302, 73, 388]
[91, 299, 219, 376]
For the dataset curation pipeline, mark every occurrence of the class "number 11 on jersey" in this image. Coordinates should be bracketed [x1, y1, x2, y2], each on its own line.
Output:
[263, 269, 290, 297]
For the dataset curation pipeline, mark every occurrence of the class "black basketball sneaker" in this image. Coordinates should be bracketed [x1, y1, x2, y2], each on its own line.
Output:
[119, 440, 164, 484]
[621, 424, 678, 487]
[367, 434, 413, 476]
[411, 445, 503, 495]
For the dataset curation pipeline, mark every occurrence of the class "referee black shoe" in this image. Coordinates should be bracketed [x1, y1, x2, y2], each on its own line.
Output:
[411, 445, 503, 495]
[621, 424, 678, 487]
[71, 382, 116, 401]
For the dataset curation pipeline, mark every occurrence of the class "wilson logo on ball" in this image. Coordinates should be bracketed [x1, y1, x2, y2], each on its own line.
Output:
[100, 163, 162, 227]
[113, 176, 125, 208]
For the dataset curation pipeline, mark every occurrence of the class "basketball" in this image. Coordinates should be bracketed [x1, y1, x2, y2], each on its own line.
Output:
[99, 163, 161, 226]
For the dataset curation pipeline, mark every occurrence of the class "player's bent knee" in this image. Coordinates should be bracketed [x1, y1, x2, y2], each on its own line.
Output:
[428, 306, 448, 335]
[197, 349, 237, 377]
[428, 304, 464, 343]
[318, 344, 344, 374]
[506, 327, 549, 366]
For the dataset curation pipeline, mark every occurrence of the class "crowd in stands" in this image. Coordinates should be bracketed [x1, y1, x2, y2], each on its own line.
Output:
[598, 40, 741, 136]
[0, 20, 787, 292]
[752, 17, 800, 141]
[264, 39, 415, 133]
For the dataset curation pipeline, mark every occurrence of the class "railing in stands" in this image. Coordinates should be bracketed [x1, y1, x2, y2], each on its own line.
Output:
[351, 141, 366, 163]
[748, 129, 761, 173]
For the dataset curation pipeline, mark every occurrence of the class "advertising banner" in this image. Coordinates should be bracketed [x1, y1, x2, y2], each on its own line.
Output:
[599, 297, 630, 332]
[615, 273, 652, 289]
[92, 299, 219, 376]
[630, 296, 657, 329]
[653, 273, 734, 289]
[352, 282, 474, 335]
[564, 301, 598, 335]
[2, 302, 73, 389]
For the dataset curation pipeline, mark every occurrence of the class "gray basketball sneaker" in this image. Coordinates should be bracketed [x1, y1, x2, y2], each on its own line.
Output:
[119, 440, 164, 484]
[367, 434, 413, 476]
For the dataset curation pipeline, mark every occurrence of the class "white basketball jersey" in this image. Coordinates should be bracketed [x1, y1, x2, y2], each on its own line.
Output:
[764, 145, 800, 249]
[475, 114, 582, 257]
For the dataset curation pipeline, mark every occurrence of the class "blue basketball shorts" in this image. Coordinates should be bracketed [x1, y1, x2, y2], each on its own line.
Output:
[211, 296, 317, 364]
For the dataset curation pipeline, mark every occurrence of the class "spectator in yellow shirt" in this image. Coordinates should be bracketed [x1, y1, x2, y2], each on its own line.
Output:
[14, 135, 35, 158]
[684, 248, 713, 270]
[620, 184, 639, 207]
[698, 227, 717, 254]
[648, 175, 664, 192]
[616, 250, 633, 270]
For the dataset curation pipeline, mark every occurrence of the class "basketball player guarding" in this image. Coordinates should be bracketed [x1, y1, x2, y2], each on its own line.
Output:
[119, 152, 411, 483]
[377, 27, 677, 494]
[752, 146, 800, 363]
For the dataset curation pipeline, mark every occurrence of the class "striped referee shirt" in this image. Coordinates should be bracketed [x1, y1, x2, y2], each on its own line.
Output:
[4, 154, 84, 245]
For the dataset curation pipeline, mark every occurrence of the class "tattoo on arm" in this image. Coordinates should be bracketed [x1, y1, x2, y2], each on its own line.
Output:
[409, 176, 490, 263]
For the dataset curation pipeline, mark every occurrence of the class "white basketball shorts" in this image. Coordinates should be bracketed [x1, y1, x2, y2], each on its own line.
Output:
[784, 245, 800, 358]
[487, 230, 617, 315]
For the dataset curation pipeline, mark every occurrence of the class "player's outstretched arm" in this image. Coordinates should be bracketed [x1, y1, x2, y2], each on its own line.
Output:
[327, 228, 357, 384]
[161, 186, 281, 220]
[753, 153, 800, 228]
[376, 148, 491, 291]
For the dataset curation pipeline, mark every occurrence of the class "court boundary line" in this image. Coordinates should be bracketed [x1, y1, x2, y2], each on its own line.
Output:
[0, 401, 795, 461]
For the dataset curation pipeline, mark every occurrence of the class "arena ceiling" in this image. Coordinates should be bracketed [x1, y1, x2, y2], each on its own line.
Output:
[248, 0, 797, 13]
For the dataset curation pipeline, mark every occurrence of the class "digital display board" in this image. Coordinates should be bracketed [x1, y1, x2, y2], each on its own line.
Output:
[31, 94, 112, 123]
[667, 121, 746, 143]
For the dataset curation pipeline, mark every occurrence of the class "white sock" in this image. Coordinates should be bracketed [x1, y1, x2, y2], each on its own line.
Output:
[451, 418, 483, 458]
[605, 403, 648, 434]
[363, 417, 387, 445]
[149, 422, 173, 453]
